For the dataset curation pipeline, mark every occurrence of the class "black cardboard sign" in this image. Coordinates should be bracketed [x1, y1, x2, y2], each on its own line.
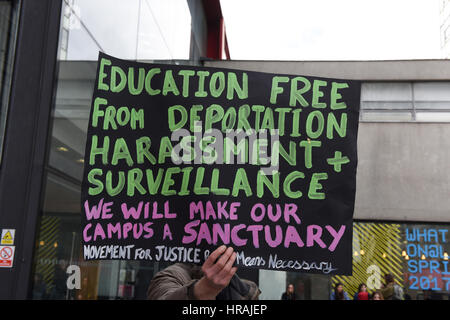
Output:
[81, 52, 361, 275]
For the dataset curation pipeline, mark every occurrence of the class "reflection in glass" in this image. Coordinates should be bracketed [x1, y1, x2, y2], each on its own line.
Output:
[32, 0, 194, 300]
[60, 0, 191, 61]
[0, 0, 20, 161]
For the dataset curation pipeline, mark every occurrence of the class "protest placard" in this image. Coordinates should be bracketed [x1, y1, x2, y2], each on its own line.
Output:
[81, 52, 361, 275]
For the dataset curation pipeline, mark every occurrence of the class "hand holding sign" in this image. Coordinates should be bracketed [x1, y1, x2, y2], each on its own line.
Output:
[194, 245, 237, 300]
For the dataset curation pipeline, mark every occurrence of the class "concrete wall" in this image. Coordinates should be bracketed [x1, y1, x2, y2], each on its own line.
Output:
[356, 122, 450, 222]
[205, 60, 450, 223]
[204, 60, 450, 81]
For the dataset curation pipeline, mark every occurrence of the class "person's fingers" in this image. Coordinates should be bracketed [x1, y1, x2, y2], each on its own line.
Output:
[202, 245, 227, 270]
[221, 266, 238, 284]
[217, 252, 237, 278]
[210, 246, 234, 274]
[222, 252, 237, 273]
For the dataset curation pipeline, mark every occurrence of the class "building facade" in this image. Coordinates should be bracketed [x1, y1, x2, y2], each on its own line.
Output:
[0, 0, 449, 300]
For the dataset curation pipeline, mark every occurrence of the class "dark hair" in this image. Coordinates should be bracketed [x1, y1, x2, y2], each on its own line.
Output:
[372, 291, 384, 300]
[286, 283, 295, 294]
[384, 273, 394, 284]
[358, 283, 367, 292]
[334, 283, 345, 300]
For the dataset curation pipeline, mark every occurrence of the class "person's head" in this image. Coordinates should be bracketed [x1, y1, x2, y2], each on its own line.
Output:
[358, 283, 367, 293]
[58, 259, 69, 270]
[372, 291, 383, 300]
[334, 282, 345, 299]
[424, 289, 433, 299]
[384, 273, 394, 284]
[335, 283, 344, 293]
[34, 273, 43, 283]
[287, 284, 294, 294]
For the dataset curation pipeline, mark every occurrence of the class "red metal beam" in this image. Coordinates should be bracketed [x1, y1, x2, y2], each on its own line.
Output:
[202, 0, 230, 60]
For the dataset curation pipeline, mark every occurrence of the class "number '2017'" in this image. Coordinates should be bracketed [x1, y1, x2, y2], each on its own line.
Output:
[408, 276, 450, 290]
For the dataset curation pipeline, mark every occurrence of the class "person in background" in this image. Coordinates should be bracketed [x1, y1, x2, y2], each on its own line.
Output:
[380, 273, 404, 300]
[281, 283, 297, 300]
[330, 282, 350, 300]
[147, 245, 260, 300]
[403, 289, 412, 300]
[423, 288, 441, 300]
[353, 283, 370, 300]
[32, 273, 48, 300]
[372, 291, 384, 300]
[50, 260, 69, 299]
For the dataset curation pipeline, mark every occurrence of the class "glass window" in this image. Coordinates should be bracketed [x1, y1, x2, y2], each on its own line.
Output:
[361, 83, 413, 110]
[360, 82, 450, 122]
[0, 0, 20, 162]
[360, 82, 414, 122]
[361, 111, 413, 122]
[31, 0, 196, 300]
[258, 222, 450, 300]
[332, 222, 450, 300]
[413, 82, 450, 110]
[415, 111, 450, 122]
[60, 0, 191, 61]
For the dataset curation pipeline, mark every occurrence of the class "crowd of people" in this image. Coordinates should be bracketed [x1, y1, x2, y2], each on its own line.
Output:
[145, 245, 438, 301]
[329, 282, 390, 300]
[329, 274, 405, 300]
[281, 273, 408, 300]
